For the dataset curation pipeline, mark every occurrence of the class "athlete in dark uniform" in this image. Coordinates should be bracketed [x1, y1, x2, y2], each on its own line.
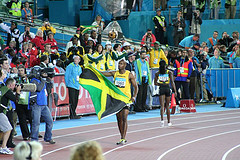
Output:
[154, 60, 177, 127]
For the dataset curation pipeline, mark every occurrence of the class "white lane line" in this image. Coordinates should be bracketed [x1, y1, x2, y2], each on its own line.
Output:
[41, 116, 240, 157]
[39, 111, 240, 141]
[41, 116, 239, 157]
[222, 144, 240, 160]
[103, 121, 240, 156]
[157, 130, 240, 160]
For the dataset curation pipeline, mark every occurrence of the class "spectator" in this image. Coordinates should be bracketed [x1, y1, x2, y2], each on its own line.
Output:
[149, 41, 168, 68]
[44, 31, 59, 54]
[155, 0, 167, 11]
[208, 48, 224, 68]
[200, 51, 209, 102]
[0, 20, 20, 51]
[218, 31, 233, 48]
[70, 141, 105, 160]
[28, 42, 39, 67]
[190, 10, 202, 35]
[172, 10, 186, 47]
[40, 43, 59, 64]
[92, 15, 105, 33]
[6, 0, 22, 17]
[29, 66, 56, 144]
[228, 44, 239, 68]
[67, 37, 85, 66]
[210, 0, 221, 19]
[206, 31, 219, 53]
[66, 36, 81, 54]
[105, 41, 118, 71]
[65, 55, 82, 119]
[31, 29, 45, 53]
[174, 50, 193, 101]
[90, 30, 102, 46]
[134, 51, 152, 112]
[39, 19, 56, 41]
[39, 55, 49, 68]
[233, 49, 240, 68]
[152, 9, 167, 44]
[181, 0, 195, 36]
[55, 60, 65, 73]
[196, 0, 206, 17]
[179, 34, 199, 49]
[113, 43, 122, 70]
[21, 1, 34, 22]
[14, 141, 43, 160]
[3, 40, 18, 55]
[225, 0, 236, 19]
[0, 35, 4, 50]
[19, 42, 29, 68]
[141, 29, 156, 48]
[80, 33, 89, 48]
[6, 48, 17, 66]
[19, 25, 35, 45]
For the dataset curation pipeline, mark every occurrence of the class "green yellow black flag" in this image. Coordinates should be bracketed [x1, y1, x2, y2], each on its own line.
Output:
[79, 65, 130, 120]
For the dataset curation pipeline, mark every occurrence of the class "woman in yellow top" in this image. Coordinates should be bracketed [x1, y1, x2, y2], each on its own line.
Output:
[102, 59, 138, 145]
[154, 60, 177, 127]
[105, 41, 118, 71]
[94, 44, 107, 71]
[83, 45, 103, 68]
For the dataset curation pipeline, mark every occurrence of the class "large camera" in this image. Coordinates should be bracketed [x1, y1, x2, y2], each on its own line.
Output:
[15, 83, 37, 92]
[42, 67, 55, 78]
[197, 53, 204, 61]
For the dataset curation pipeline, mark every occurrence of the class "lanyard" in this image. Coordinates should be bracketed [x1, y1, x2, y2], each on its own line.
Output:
[154, 49, 160, 59]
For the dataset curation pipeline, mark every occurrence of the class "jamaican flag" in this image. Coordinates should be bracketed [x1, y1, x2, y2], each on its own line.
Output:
[79, 65, 130, 120]
[80, 25, 99, 34]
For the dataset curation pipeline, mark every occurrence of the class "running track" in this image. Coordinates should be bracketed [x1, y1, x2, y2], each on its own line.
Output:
[1, 109, 240, 160]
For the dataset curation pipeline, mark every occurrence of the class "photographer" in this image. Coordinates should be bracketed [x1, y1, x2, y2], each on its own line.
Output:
[105, 41, 118, 71]
[29, 66, 55, 144]
[172, 10, 186, 47]
[19, 25, 35, 45]
[39, 19, 56, 41]
[141, 29, 156, 48]
[198, 51, 209, 102]
[15, 65, 32, 141]
[0, 75, 21, 152]
[219, 31, 233, 48]
[190, 10, 202, 35]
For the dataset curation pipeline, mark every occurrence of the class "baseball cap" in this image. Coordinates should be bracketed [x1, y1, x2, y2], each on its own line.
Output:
[154, 41, 160, 45]
[156, 8, 161, 12]
[122, 42, 131, 47]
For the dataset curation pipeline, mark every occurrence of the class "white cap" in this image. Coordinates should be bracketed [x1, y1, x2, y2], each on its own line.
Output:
[123, 42, 131, 47]
[106, 41, 111, 45]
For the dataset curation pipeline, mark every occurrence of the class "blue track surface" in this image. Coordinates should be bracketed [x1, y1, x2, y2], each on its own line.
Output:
[15, 104, 238, 136]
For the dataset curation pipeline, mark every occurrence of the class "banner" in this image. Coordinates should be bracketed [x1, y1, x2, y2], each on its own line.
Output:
[52, 75, 95, 117]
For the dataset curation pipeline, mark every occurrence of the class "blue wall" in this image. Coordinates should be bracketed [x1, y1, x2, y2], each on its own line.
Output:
[118, 11, 240, 45]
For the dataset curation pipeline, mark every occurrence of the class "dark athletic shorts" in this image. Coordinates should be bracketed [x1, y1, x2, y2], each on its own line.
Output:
[159, 86, 171, 97]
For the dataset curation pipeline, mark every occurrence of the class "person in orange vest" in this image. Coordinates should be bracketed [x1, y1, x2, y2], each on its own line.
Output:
[206, 31, 219, 53]
[173, 50, 193, 101]
[21, 1, 34, 23]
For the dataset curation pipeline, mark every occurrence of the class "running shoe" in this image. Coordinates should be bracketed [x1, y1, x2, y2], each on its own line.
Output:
[116, 139, 127, 145]
[160, 121, 164, 127]
[0, 147, 13, 154]
[168, 123, 173, 127]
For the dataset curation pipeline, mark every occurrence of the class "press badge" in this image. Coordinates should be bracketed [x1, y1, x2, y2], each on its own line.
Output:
[180, 67, 184, 73]
[143, 71, 147, 76]
[20, 92, 27, 99]
[44, 89, 48, 96]
[115, 78, 126, 88]
[76, 76, 79, 81]
[100, 64, 104, 70]
[153, 59, 158, 64]
[109, 60, 113, 66]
